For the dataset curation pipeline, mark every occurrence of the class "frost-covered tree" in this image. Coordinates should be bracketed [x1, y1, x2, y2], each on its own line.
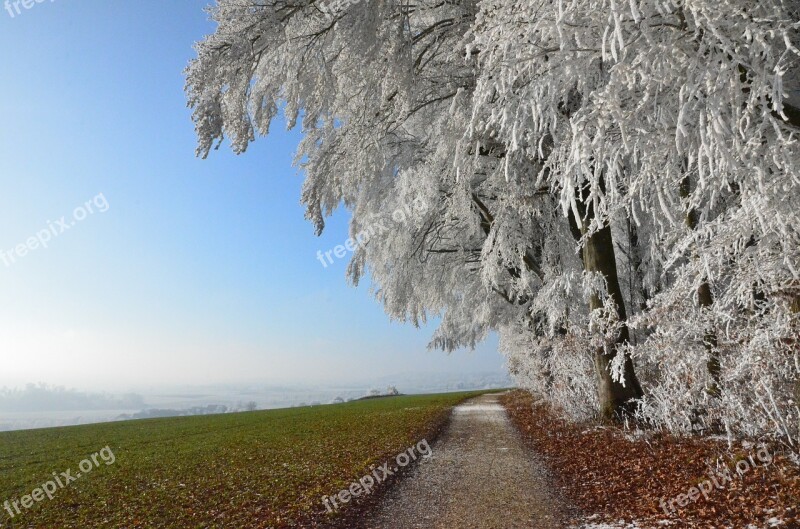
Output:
[187, 0, 800, 435]
[466, 0, 800, 432]
[185, 0, 634, 418]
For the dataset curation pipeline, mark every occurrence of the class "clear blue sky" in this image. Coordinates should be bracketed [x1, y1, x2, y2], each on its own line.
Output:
[0, 0, 504, 391]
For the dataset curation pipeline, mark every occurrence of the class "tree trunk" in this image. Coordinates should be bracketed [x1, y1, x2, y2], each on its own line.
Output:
[680, 176, 720, 396]
[569, 188, 644, 421]
[583, 223, 645, 420]
[792, 295, 800, 406]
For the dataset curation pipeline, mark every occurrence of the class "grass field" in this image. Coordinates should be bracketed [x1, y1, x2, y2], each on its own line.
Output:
[0, 391, 487, 528]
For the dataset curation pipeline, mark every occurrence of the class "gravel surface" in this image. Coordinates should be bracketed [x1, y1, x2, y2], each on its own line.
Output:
[356, 392, 571, 529]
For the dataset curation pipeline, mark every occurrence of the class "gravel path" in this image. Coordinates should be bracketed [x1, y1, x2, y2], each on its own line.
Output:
[357, 392, 570, 529]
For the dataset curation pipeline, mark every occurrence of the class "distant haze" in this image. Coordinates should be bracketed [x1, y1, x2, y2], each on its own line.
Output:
[0, 372, 511, 431]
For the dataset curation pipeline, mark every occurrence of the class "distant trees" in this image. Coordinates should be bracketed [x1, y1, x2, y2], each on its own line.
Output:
[119, 404, 229, 421]
[363, 387, 401, 399]
[187, 0, 800, 441]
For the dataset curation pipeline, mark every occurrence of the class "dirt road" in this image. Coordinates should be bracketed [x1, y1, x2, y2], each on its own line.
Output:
[356, 392, 571, 529]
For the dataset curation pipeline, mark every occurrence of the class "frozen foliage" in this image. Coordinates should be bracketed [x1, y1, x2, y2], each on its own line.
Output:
[186, 0, 800, 442]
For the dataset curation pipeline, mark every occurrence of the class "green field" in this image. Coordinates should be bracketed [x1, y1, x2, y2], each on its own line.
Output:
[0, 392, 486, 528]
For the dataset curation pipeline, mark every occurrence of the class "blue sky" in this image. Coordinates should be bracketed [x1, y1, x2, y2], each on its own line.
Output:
[0, 0, 504, 391]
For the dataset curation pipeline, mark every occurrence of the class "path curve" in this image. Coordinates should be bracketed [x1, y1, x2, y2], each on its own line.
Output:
[357, 392, 570, 529]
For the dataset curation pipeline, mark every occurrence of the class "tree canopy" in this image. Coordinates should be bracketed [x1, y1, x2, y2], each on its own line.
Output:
[187, 0, 800, 440]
